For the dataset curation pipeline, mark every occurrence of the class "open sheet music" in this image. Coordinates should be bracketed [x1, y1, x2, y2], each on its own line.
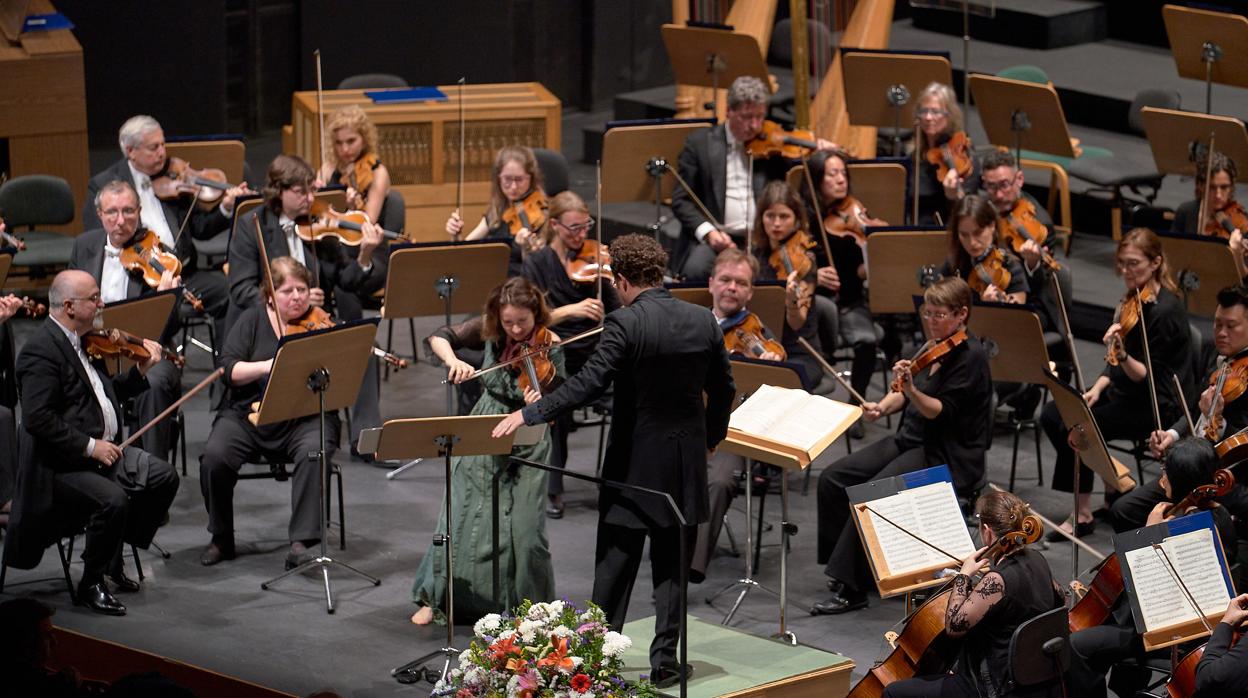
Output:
[866, 481, 975, 577]
[728, 383, 860, 460]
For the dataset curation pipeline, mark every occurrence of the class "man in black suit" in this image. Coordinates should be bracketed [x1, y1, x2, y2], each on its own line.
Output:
[83, 115, 250, 343]
[228, 154, 385, 454]
[670, 76, 836, 281]
[15, 270, 180, 615]
[494, 234, 736, 687]
[70, 179, 184, 460]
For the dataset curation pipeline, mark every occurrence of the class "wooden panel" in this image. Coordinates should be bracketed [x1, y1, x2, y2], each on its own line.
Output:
[9, 131, 89, 234]
[0, 52, 84, 137]
[811, 0, 894, 158]
[165, 140, 247, 184]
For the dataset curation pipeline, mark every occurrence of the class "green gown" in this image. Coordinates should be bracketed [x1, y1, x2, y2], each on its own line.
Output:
[410, 336, 564, 624]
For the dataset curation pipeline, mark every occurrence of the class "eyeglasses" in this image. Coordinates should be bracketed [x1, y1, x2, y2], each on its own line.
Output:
[920, 306, 957, 321]
[68, 293, 102, 304]
[99, 207, 138, 218]
[554, 219, 595, 234]
[1116, 258, 1148, 270]
[500, 175, 530, 186]
[916, 107, 949, 118]
[982, 179, 1016, 193]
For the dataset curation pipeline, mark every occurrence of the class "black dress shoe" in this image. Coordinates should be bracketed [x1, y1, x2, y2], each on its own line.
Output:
[651, 663, 693, 688]
[78, 582, 126, 616]
[106, 571, 141, 593]
[825, 577, 846, 594]
[285, 544, 317, 571]
[1044, 520, 1095, 542]
[810, 591, 868, 615]
[199, 543, 235, 566]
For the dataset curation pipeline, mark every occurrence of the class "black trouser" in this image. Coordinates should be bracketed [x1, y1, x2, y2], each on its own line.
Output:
[0, 405, 15, 506]
[132, 360, 181, 461]
[1040, 394, 1159, 494]
[881, 673, 977, 697]
[817, 436, 928, 592]
[52, 449, 179, 586]
[591, 520, 696, 673]
[548, 349, 591, 497]
[691, 450, 746, 579]
[1067, 609, 1149, 698]
[199, 411, 336, 545]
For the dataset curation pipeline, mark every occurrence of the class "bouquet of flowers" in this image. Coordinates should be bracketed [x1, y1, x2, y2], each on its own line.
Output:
[434, 600, 658, 698]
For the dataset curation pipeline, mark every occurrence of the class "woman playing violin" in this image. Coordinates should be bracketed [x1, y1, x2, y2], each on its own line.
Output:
[316, 105, 392, 227]
[750, 181, 836, 396]
[1068, 438, 1238, 698]
[1040, 228, 1193, 540]
[913, 82, 979, 225]
[411, 276, 564, 626]
[881, 490, 1064, 698]
[446, 145, 547, 275]
[198, 257, 343, 570]
[1173, 151, 1245, 239]
[943, 194, 1029, 304]
[803, 149, 886, 410]
[814, 277, 992, 615]
[520, 191, 620, 518]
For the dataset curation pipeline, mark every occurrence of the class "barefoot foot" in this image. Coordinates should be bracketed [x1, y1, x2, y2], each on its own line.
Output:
[411, 606, 434, 625]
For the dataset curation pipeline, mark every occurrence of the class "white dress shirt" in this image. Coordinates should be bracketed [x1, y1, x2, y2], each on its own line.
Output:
[278, 215, 308, 267]
[128, 162, 176, 249]
[100, 242, 129, 304]
[51, 314, 119, 456]
[696, 127, 753, 242]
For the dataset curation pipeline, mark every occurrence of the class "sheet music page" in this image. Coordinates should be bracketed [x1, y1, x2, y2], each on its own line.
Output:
[1124, 528, 1231, 630]
[868, 482, 975, 576]
[730, 384, 857, 452]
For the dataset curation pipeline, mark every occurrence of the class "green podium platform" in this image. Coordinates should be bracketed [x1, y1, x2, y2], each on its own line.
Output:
[621, 616, 854, 697]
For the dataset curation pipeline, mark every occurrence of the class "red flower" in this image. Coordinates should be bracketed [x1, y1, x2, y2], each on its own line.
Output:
[570, 673, 592, 693]
[537, 636, 576, 672]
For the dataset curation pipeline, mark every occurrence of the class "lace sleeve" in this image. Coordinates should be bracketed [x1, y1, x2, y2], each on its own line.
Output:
[945, 571, 1006, 638]
[425, 315, 485, 361]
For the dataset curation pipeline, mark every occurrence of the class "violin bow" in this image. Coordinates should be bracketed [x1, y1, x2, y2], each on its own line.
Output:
[1151, 543, 1215, 636]
[314, 49, 327, 177]
[1049, 272, 1086, 394]
[746, 154, 755, 253]
[854, 502, 965, 566]
[254, 216, 284, 339]
[1171, 372, 1198, 438]
[1196, 131, 1216, 238]
[119, 368, 224, 449]
[1136, 287, 1163, 433]
[455, 77, 466, 241]
[449, 326, 604, 384]
[795, 335, 867, 404]
[800, 153, 835, 270]
[666, 166, 727, 237]
[595, 160, 605, 302]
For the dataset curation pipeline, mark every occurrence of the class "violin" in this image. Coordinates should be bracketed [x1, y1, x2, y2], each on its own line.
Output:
[747, 120, 820, 160]
[998, 198, 1060, 271]
[1215, 427, 1248, 468]
[891, 329, 968, 394]
[845, 513, 1042, 698]
[1197, 354, 1248, 441]
[282, 305, 408, 369]
[346, 152, 379, 209]
[0, 212, 26, 251]
[1105, 284, 1157, 367]
[508, 325, 558, 394]
[768, 230, 816, 280]
[925, 131, 974, 183]
[823, 196, 885, 245]
[16, 297, 45, 317]
[82, 328, 185, 369]
[1205, 201, 1248, 240]
[966, 247, 1014, 302]
[565, 239, 613, 285]
[501, 189, 548, 241]
[722, 313, 786, 360]
[150, 157, 235, 210]
[118, 229, 205, 312]
[1167, 628, 1244, 698]
[294, 201, 405, 246]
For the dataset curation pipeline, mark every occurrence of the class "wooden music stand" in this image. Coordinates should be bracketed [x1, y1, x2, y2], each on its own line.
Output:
[865, 228, 947, 314]
[601, 121, 713, 241]
[98, 290, 180, 374]
[967, 302, 1050, 385]
[1159, 232, 1240, 317]
[165, 139, 247, 184]
[842, 50, 953, 157]
[1043, 369, 1136, 494]
[661, 23, 771, 121]
[786, 160, 909, 227]
[256, 319, 381, 613]
[372, 414, 522, 683]
[666, 281, 786, 342]
[1162, 5, 1248, 114]
[0, 252, 12, 289]
[1140, 107, 1248, 182]
[968, 74, 1079, 162]
[380, 240, 509, 478]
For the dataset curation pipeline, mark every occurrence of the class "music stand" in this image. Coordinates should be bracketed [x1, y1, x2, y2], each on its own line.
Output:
[379, 241, 509, 478]
[661, 23, 771, 121]
[1140, 107, 1248, 183]
[1043, 368, 1137, 580]
[601, 121, 713, 241]
[842, 50, 953, 157]
[968, 74, 1079, 165]
[99, 290, 180, 373]
[256, 319, 381, 614]
[967, 302, 1050, 385]
[0, 252, 12, 287]
[1158, 232, 1239, 317]
[371, 415, 521, 684]
[1162, 5, 1248, 115]
[786, 160, 910, 226]
[705, 360, 803, 629]
[666, 281, 786, 343]
[864, 227, 947, 314]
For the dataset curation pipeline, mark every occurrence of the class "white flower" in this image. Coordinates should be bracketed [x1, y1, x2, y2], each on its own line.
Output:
[601, 631, 631, 658]
[518, 618, 544, 644]
[459, 648, 474, 664]
[548, 599, 566, 616]
[551, 624, 574, 639]
[528, 602, 551, 620]
[498, 629, 516, 641]
[474, 613, 503, 637]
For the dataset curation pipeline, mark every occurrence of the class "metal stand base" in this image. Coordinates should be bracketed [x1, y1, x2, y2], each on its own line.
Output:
[261, 555, 380, 615]
[392, 646, 457, 683]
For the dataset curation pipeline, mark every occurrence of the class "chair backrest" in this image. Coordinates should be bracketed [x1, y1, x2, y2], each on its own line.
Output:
[0, 175, 75, 229]
[767, 18, 834, 75]
[1128, 89, 1181, 136]
[379, 188, 406, 234]
[533, 148, 570, 197]
[1008, 605, 1070, 689]
[337, 73, 408, 91]
[997, 65, 1051, 85]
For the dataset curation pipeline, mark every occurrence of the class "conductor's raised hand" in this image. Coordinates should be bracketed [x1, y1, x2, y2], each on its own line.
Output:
[492, 410, 526, 439]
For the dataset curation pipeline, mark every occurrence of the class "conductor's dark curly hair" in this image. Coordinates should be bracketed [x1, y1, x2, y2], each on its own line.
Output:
[610, 234, 668, 287]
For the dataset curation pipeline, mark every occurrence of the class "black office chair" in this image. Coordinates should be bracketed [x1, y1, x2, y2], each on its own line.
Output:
[237, 454, 347, 550]
[533, 148, 570, 197]
[337, 73, 409, 90]
[1004, 605, 1070, 697]
[0, 175, 77, 275]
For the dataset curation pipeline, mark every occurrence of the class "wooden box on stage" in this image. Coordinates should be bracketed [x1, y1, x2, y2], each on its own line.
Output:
[286, 82, 561, 241]
[0, 0, 88, 234]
